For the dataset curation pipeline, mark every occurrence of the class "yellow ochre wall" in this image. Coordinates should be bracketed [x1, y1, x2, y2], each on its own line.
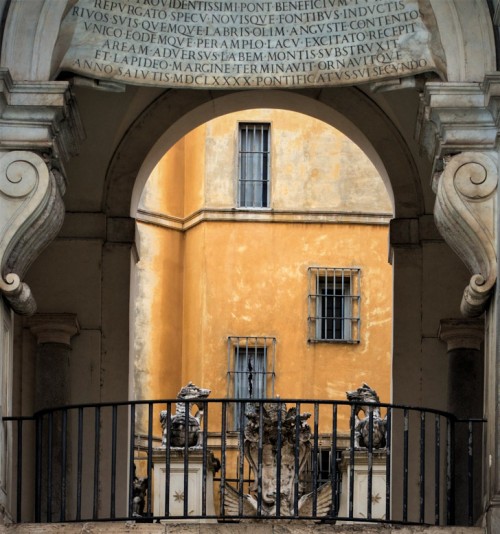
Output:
[134, 109, 393, 433]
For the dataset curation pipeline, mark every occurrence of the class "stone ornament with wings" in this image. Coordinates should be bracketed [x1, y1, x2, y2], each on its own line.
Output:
[223, 402, 333, 518]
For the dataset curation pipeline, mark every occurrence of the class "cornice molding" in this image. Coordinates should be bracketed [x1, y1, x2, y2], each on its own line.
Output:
[438, 318, 484, 352]
[136, 207, 392, 231]
[27, 313, 80, 347]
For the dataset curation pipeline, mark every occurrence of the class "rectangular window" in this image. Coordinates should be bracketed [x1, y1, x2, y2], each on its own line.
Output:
[238, 123, 270, 208]
[308, 267, 360, 343]
[227, 336, 276, 428]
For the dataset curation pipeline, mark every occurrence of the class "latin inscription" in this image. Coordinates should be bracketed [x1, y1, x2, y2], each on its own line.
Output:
[58, 0, 444, 88]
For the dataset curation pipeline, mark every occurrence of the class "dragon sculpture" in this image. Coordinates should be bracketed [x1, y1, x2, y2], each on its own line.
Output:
[346, 383, 387, 449]
[160, 382, 211, 448]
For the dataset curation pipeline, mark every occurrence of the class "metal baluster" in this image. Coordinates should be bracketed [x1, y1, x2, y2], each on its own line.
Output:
[349, 404, 355, 519]
[293, 402, 301, 516]
[446, 417, 455, 525]
[220, 401, 227, 517]
[238, 400, 245, 516]
[312, 403, 319, 517]
[420, 410, 426, 523]
[435, 415, 441, 525]
[183, 400, 189, 518]
[76, 407, 83, 521]
[92, 407, 100, 520]
[147, 402, 153, 516]
[35, 416, 42, 522]
[330, 404, 338, 517]
[276, 400, 282, 517]
[129, 404, 136, 518]
[110, 405, 117, 519]
[16, 419, 23, 522]
[467, 421, 474, 526]
[385, 407, 392, 522]
[47, 412, 52, 522]
[367, 409, 373, 520]
[256, 401, 264, 517]
[164, 401, 172, 517]
[403, 408, 409, 523]
[60, 410, 67, 522]
[202, 400, 208, 518]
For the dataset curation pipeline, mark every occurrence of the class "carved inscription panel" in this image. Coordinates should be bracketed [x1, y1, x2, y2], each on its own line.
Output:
[57, 0, 446, 89]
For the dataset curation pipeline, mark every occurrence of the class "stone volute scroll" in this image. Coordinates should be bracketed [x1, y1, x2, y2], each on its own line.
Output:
[0, 151, 65, 315]
[433, 151, 497, 317]
[0, 69, 84, 315]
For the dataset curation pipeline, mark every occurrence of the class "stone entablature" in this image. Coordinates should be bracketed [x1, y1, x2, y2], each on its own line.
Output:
[56, 0, 445, 90]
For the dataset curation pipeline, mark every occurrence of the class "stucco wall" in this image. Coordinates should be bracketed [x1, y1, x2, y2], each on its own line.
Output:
[133, 110, 393, 436]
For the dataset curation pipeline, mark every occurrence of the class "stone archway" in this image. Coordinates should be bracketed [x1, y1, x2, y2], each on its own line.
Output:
[105, 87, 421, 220]
[104, 85, 429, 409]
[0, 0, 498, 526]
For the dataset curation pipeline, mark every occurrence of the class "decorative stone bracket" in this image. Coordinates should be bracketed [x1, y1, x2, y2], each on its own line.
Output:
[433, 151, 497, 316]
[0, 69, 83, 315]
[0, 151, 65, 314]
[418, 78, 499, 317]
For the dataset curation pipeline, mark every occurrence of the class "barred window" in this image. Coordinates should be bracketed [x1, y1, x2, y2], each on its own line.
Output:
[238, 123, 270, 208]
[308, 267, 361, 343]
[227, 336, 276, 428]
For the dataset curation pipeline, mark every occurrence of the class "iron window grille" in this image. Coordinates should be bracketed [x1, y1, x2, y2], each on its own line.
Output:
[308, 267, 361, 343]
[238, 123, 270, 208]
[227, 336, 276, 429]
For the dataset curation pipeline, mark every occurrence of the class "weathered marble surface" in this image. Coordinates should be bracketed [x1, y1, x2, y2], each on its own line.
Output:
[56, 0, 445, 89]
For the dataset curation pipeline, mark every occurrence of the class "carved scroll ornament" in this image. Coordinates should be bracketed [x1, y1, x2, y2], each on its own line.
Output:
[0, 151, 65, 315]
[433, 151, 497, 317]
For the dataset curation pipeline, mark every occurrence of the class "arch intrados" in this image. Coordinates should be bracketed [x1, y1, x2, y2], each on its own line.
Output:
[105, 87, 422, 219]
[130, 89, 396, 216]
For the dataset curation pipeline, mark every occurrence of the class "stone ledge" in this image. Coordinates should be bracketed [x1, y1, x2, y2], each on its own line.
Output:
[0, 523, 485, 534]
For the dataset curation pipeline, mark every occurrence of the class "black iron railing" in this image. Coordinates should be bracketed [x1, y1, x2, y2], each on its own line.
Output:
[3, 399, 484, 525]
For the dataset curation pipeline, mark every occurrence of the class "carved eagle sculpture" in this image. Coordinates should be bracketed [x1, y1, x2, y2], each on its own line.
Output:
[222, 480, 333, 518]
[346, 383, 387, 449]
[222, 402, 333, 518]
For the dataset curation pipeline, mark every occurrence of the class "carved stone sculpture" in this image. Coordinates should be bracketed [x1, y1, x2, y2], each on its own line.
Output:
[346, 383, 387, 449]
[0, 152, 65, 315]
[0, 71, 84, 316]
[160, 382, 210, 448]
[224, 402, 332, 517]
[433, 151, 498, 317]
[132, 465, 148, 517]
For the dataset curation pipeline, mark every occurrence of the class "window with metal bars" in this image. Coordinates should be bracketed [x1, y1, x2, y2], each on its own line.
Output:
[308, 267, 361, 343]
[238, 123, 270, 208]
[227, 336, 276, 429]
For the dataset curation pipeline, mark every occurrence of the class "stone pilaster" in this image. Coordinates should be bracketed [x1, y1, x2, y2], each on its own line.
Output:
[27, 313, 79, 521]
[439, 318, 484, 418]
[439, 318, 484, 525]
[28, 313, 80, 410]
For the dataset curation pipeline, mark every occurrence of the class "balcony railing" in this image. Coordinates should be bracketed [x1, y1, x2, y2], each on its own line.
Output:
[3, 398, 484, 526]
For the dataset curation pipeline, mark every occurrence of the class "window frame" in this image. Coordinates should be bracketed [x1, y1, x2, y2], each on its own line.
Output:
[237, 122, 271, 209]
[227, 336, 276, 429]
[307, 267, 361, 343]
